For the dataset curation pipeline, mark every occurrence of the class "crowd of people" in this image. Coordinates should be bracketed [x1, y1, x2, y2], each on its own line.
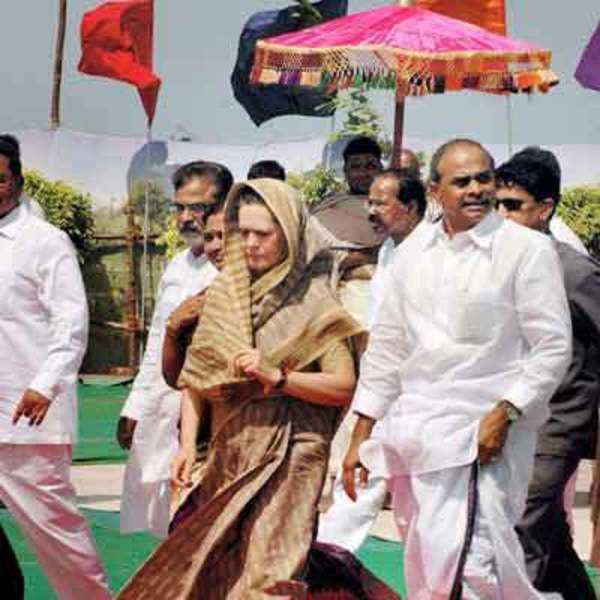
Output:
[0, 131, 599, 599]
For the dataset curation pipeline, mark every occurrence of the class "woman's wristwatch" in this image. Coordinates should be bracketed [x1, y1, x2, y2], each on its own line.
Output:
[498, 400, 521, 423]
[273, 368, 288, 390]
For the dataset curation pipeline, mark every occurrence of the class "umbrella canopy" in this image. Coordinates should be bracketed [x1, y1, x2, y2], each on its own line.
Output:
[251, 4, 557, 97]
[231, 0, 348, 126]
[575, 21, 600, 92]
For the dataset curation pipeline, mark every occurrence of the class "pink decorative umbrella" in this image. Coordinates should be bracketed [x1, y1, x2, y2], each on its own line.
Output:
[251, 2, 558, 165]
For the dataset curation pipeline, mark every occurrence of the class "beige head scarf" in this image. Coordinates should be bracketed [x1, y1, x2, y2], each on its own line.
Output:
[178, 178, 365, 399]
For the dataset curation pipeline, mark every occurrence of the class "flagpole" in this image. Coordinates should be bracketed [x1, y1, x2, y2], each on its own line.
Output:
[139, 0, 155, 362]
[505, 0, 514, 158]
[139, 124, 152, 360]
[392, 95, 405, 167]
[50, 0, 68, 128]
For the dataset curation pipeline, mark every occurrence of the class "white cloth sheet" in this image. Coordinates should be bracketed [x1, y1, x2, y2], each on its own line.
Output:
[318, 474, 388, 553]
[120, 249, 217, 537]
[354, 211, 572, 598]
[0, 204, 88, 443]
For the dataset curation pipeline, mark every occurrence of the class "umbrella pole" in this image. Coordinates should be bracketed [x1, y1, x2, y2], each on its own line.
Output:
[392, 96, 405, 167]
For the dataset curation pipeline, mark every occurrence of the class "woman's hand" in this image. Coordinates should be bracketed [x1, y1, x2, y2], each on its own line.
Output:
[171, 446, 197, 489]
[166, 294, 205, 340]
[231, 349, 281, 388]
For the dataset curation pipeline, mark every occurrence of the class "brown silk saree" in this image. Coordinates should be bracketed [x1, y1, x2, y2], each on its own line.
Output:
[117, 179, 367, 599]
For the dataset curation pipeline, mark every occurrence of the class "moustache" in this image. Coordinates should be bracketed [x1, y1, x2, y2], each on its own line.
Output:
[460, 196, 493, 208]
[368, 214, 382, 225]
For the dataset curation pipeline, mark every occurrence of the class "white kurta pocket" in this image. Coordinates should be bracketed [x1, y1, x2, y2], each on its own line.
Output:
[452, 288, 509, 344]
[454, 299, 496, 342]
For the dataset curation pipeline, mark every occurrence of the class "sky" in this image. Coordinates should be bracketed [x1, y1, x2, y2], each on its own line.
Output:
[1, 0, 599, 147]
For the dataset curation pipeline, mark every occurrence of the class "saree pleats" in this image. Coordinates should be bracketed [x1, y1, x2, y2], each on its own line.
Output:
[118, 396, 337, 599]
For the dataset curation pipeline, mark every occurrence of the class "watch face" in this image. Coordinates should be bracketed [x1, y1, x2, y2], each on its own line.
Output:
[507, 406, 520, 422]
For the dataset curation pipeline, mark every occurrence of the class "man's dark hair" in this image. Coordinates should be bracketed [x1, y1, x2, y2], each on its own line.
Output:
[171, 160, 233, 203]
[247, 160, 286, 181]
[203, 199, 226, 221]
[375, 168, 427, 218]
[429, 138, 495, 184]
[495, 146, 561, 207]
[400, 149, 422, 179]
[343, 136, 382, 163]
[0, 134, 24, 188]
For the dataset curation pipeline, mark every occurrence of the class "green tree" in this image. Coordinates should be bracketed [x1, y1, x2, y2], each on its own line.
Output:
[557, 186, 600, 259]
[321, 88, 392, 158]
[292, 0, 323, 25]
[131, 180, 171, 234]
[287, 165, 345, 206]
[24, 170, 95, 260]
[155, 217, 186, 261]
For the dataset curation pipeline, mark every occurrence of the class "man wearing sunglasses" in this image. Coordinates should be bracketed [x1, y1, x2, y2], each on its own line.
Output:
[118, 160, 233, 538]
[343, 138, 571, 598]
[496, 147, 599, 600]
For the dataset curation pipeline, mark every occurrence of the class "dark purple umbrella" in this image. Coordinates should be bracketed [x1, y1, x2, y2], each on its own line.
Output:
[575, 22, 600, 91]
[231, 0, 348, 126]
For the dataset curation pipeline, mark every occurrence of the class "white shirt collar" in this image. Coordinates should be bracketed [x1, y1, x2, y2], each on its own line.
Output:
[0, 203, 26, 240]
[421, 210, 501, 251]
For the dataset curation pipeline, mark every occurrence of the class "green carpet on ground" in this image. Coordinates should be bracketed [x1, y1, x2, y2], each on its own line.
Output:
[73, 382, 131, 464]
[0, 508, 409, 598]
[0, 508, 158, 599]
[357, 536, 407, 596]
[2, 504, 598, 598]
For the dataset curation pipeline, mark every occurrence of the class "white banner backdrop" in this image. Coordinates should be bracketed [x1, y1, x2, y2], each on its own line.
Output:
[15, 128, 600, 210]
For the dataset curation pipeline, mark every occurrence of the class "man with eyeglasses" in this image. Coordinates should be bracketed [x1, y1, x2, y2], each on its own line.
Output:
[118, 160, 232, 538]
[496, 147, 599, 600]
[342, 138, 572, 598]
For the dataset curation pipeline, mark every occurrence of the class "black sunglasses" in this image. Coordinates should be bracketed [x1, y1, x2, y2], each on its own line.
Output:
[495, 198, 525, 212]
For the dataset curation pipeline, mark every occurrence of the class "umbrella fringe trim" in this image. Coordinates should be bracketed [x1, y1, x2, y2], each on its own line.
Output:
[251, 43, 558, 94]
[251, 65, 558, 96]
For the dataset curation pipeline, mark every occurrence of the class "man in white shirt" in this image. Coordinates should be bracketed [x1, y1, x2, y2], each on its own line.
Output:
[118, 161, 232, 538]
[318, 167, 427, 552]
[342, 139, 572, 599]
[0, 135, 110, 599]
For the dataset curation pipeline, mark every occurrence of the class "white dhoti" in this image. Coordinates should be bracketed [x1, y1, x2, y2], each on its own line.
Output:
[0, 444, 111, 600]
[383, 428, 561, 600]
[120, 393, 180, 538]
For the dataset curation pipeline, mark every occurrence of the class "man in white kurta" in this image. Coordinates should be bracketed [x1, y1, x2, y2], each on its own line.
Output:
[0, 136, 110, 599]
[343, 139, 572, 599]
[118, 161, 231, 537]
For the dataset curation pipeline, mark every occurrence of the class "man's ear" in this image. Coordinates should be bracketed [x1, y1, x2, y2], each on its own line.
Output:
[540, 198, 555, 223]
[429, 181, 439, 203]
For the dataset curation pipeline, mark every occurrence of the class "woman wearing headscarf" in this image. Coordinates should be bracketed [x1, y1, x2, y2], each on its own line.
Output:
[117, 179, 368, 599]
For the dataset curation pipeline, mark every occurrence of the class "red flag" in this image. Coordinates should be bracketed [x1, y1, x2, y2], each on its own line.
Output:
[78, 0, 161, 125]
[416, 0, 506, 35]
